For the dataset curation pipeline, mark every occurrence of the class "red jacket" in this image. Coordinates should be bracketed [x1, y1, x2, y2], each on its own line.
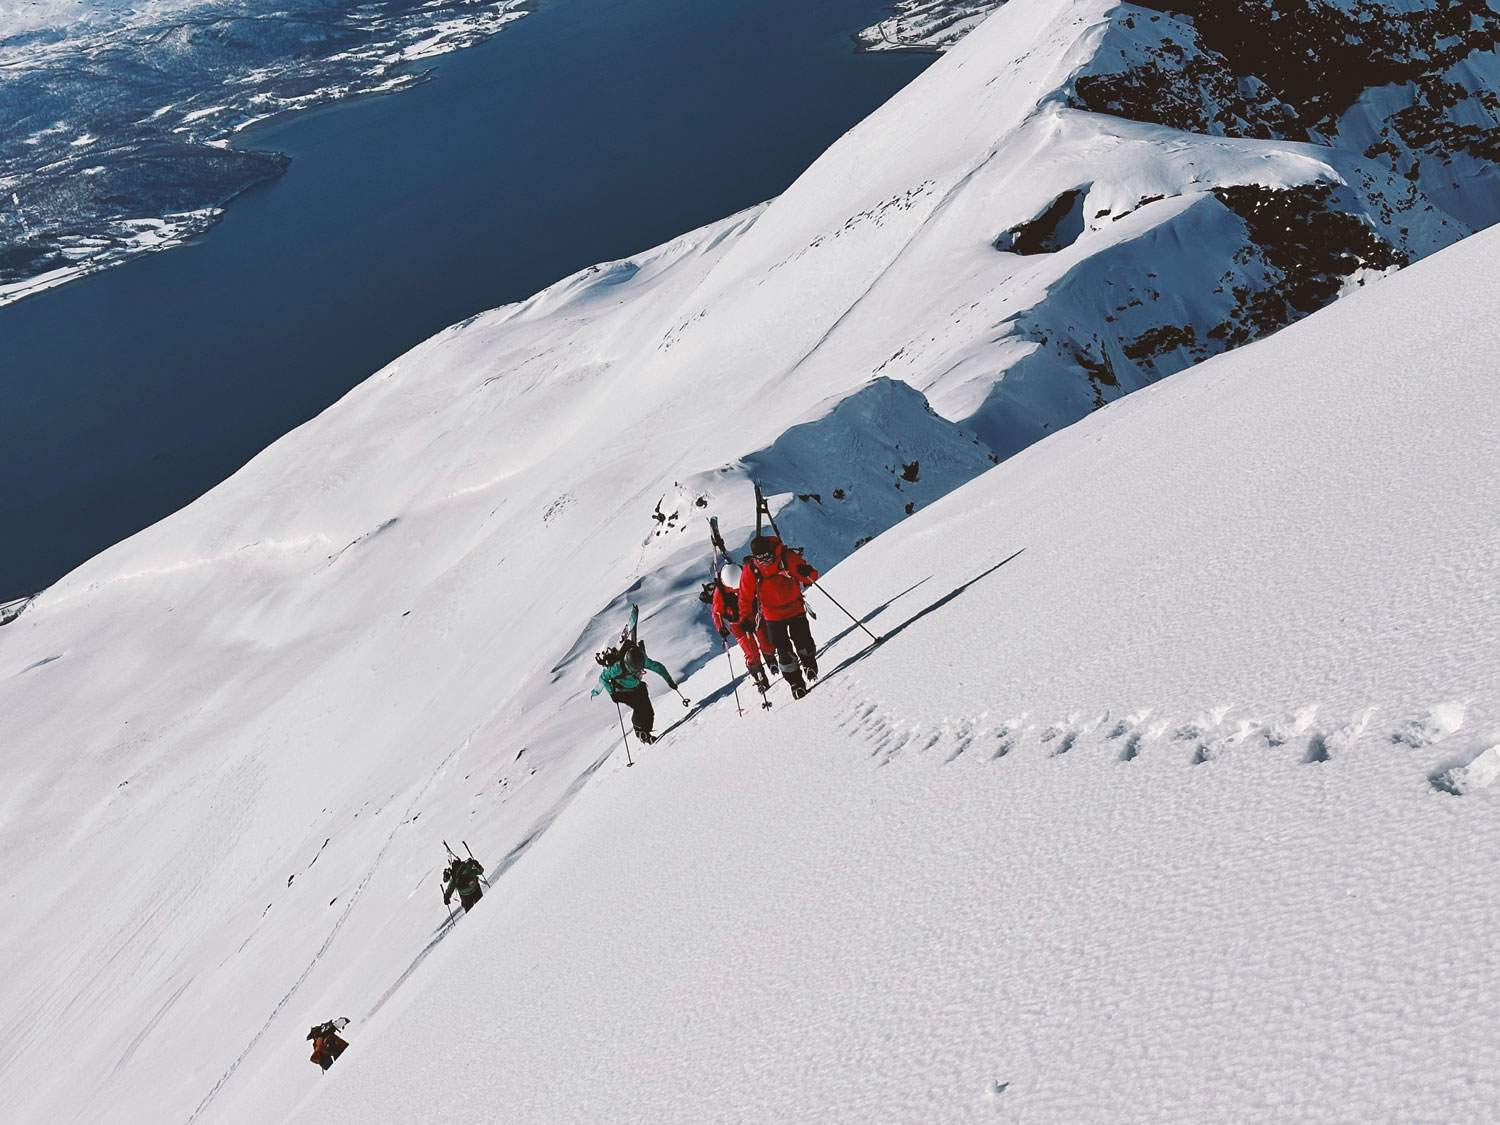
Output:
[710, 585, 739, 634]
[738, 538, 818, 623]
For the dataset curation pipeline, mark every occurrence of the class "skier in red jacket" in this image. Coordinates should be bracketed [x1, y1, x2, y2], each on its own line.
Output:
[711, 562, 776, 693]
[737, 535, 820, 698]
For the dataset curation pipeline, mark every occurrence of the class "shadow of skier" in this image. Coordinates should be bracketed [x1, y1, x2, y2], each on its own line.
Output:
[657, 576, 936, 735]
[814, 548, 1025, 689]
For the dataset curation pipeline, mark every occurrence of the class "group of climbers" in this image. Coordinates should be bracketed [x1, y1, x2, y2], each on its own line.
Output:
[306, 501, 832, 1072]
[598, 518, 824, 746]
[309, 844, 487, 1071]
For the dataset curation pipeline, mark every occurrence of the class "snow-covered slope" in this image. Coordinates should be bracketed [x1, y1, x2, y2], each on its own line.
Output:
[7, 206, 1491, 1125]
[292, 223, 1500, 1125]
[1, 0, 1496, 1121]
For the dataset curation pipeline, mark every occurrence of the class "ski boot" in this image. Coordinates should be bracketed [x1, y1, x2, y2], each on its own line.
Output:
[799, 651, 818, 682]
[748, 662, 771, 693]
[780, 655, 808, 699]
[635, 729, 656, 745]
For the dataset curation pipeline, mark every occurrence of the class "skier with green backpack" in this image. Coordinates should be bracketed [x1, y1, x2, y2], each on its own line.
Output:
[442, 846, 486, 913]
[591, 605, 686, 744]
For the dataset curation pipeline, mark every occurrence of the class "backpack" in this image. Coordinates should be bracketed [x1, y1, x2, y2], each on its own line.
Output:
[698, 578, 740, 619]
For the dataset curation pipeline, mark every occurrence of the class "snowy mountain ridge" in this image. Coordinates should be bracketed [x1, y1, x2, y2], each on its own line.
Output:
[0, 0, 1496, 1121]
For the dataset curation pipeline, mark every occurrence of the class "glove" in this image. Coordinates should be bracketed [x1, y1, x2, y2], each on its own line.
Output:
[443, 892, 452, 905]
[796, 564, 814, 577]
[718, 626, 730, 641]
[590, 686, 601, 698]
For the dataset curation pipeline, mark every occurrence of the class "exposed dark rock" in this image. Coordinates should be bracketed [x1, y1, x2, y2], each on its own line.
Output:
[1206, 182, 1406, 346]
[994, 189, 1090, 254]
[1122, 323, 1198, 363]
[1072, 345, 1120, 410]
[1158, 0, 1496, 137]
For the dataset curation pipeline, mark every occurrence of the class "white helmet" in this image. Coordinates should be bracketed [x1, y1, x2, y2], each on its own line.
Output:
[719, 563, 742, 587]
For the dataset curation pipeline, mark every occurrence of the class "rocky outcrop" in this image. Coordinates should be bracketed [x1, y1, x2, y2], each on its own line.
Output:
[856, 0, 1496, 460]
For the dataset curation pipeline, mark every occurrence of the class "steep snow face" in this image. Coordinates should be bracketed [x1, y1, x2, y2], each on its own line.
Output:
[289, 221, 1496, 1125]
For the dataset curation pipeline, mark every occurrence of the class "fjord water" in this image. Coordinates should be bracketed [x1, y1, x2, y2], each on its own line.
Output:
[0, 0, 931, 598]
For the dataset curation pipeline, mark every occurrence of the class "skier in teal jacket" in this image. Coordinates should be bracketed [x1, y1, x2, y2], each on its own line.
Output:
[592, 638, 681, 744]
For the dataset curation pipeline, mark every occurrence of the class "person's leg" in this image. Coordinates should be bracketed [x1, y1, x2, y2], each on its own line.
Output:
[765, 618, 806, 693]
[626, 683, 656, 740]
[731, 622, 758, 667]
[460, 887, 482, 911]
[788, 614, 818, 679]
[731, 623, 770, 689]
[754, 625, 778, 672]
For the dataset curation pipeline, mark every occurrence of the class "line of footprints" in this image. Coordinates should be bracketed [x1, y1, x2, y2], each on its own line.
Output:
[829, 684, 1482, 789]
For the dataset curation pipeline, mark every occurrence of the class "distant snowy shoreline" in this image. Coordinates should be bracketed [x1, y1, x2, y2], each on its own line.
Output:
[0, 0, 987, 309]
[0, 0, 533, 308]
[853, 0, 1006, 52]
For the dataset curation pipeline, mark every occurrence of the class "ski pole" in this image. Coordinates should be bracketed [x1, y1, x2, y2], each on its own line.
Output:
[809, 580, 883, 644]
[613, 701, 635, 767]
[675, 687, 690, 708]
[721, 635, 745, 716]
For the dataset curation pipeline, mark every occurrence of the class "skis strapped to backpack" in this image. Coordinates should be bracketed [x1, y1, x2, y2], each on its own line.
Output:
[708, 515, 770, 710]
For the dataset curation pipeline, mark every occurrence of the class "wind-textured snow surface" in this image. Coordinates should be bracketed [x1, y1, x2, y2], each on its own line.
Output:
[0, 0, 1497, 1121]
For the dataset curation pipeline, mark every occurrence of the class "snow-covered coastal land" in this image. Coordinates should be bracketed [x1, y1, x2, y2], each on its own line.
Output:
[0, 0, 531, 305]
[856, 0, 1007, 52]
[1, 0, 1495, 1122]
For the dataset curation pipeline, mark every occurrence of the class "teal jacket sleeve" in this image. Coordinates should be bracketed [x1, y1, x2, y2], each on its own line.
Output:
[645, 658, 676, 689]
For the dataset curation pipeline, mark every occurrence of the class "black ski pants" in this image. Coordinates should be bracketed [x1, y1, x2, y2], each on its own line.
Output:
[458, 887, 482, 911]
[611, 683, 655, 738]
[765, 614, 816, 684]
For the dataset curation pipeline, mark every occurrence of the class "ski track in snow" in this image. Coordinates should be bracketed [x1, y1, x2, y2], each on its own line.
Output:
[185, 730, 477, 1125]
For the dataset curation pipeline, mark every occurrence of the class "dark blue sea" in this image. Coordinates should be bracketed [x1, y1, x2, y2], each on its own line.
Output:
[0, 0, 931, 598]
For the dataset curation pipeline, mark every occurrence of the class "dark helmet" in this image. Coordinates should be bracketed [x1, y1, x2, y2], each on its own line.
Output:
[621, 643, 645, 673]
[750, 535, 776, 562]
